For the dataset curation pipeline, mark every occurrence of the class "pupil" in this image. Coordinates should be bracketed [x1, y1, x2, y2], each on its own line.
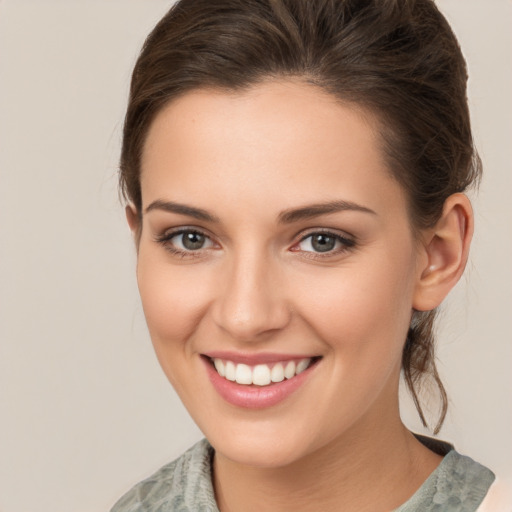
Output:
[183, 232, 205, 250]
[312, 234, 335, 252]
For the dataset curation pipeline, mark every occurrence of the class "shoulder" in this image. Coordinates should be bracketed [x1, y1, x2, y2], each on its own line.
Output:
[397, 447, 496, 512]
[110, 439, 218, 512]
[436, 450, 495, 500]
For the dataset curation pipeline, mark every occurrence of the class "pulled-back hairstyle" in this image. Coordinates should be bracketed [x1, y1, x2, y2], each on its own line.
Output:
[120, 0, 481, 433]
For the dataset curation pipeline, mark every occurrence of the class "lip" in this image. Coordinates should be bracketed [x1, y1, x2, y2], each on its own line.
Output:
[201, 354, 321, 409]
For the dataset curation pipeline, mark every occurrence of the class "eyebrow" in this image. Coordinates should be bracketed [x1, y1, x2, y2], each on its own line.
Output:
[145, 200, 220, 223]
[144, 198, 376, 224]
[278, 200, 376, 224]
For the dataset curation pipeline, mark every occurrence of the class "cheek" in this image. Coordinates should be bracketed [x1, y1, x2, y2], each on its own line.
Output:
[292, 250, 416, 361]
[135, 251, 218, 404]
[286, 256, 416, 430]
[136, 250, 213, 347]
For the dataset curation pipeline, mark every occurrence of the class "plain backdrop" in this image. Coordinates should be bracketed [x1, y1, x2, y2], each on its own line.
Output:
[0, 1, 511, 511]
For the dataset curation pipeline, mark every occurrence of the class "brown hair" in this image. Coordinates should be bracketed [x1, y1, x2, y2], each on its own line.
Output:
[120, 0, 481, 433]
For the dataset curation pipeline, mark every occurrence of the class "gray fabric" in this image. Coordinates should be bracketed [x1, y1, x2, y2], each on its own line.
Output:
[111, 438, 495, 511]
[111, 440, 217, 512]
[394, 450, 495, 512]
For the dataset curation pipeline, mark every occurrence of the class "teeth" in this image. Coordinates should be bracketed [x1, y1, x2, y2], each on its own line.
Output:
[253, 364, 271, 386]
[296, 359, 309, 374]
[212, 357, 312, 387]
[284, 361, 296, 379]
[271, 363, 285, 383]
[235, 363, 252, 385]
[225, 361, 236, 381]
[214, 359, 225, 377]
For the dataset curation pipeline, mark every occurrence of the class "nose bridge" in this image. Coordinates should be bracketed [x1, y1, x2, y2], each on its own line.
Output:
[212, 246, 289, 341]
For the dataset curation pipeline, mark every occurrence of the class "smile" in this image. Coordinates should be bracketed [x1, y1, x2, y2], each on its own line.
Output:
[212, 357, 313, 386]
[202, 354, 321, 409]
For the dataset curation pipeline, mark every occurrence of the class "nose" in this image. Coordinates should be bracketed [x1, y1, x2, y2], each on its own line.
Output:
[211, 250, 291, 342]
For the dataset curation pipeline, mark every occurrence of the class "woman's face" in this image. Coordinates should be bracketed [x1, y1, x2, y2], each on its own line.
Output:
[135, 81, 425, 468]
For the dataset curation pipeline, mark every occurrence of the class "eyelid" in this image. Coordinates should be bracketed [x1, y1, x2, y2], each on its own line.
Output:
[154, 225, 356, 259]
[295, 227, 355, 245]
[154, 226, 220, 256]
[290, 228, 356, 256]
[155, 225, 214, 241]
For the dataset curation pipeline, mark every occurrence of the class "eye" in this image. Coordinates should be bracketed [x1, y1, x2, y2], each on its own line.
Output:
[295, 231, 355, 255]
[173, 231, 212, 251]
[156, 229, 215, 254]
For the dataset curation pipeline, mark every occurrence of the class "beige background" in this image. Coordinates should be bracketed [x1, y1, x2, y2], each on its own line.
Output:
[0, 1, 510, 510]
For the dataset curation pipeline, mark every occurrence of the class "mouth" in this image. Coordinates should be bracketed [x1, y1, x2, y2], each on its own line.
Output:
[201, 353, 322, 409]
[206, 356, 320, 387]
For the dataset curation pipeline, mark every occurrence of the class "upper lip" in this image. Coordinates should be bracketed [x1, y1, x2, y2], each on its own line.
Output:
[202, 351, 320, 365]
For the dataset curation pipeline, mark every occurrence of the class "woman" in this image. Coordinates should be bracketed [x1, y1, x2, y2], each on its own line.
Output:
[111, 0, 498, 510]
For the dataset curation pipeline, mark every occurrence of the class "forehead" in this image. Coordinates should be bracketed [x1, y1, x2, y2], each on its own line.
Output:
[140, 80, 406, 219]
[142, 80, 381, 169]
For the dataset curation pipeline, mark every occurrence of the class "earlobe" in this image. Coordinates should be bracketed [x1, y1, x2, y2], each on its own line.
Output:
[413, 193, 474, 312]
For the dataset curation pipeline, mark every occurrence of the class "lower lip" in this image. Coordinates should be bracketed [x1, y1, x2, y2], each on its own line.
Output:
[202, 357, 319, 409]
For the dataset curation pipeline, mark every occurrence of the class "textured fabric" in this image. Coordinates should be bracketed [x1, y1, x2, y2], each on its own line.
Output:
[394, 450, 495, 511]
[111, 438, 495, 512]
[111, 440, 218, 512]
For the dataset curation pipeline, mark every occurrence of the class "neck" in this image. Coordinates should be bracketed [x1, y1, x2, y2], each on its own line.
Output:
[212, 404, 442, 512]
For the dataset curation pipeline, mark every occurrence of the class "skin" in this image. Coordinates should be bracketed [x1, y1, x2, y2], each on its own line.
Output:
[127, 81, 473, 511]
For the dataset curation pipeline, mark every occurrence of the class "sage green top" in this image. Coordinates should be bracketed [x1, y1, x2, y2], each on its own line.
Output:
[111, 437, 495, 511]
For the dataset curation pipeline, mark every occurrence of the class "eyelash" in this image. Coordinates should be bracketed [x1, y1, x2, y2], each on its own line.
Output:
[154, 228, 216, 259]
[155, 228, 356, 259]
[293, 229, 356, 259]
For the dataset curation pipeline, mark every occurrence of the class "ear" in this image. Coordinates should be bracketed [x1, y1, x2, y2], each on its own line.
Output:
[413, 193, 474, 312]
[125, 204, 141, 246]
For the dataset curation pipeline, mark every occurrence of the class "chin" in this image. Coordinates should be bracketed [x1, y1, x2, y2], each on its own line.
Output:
[213, 434, 307, 468]
[200, 411, 333, 469]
